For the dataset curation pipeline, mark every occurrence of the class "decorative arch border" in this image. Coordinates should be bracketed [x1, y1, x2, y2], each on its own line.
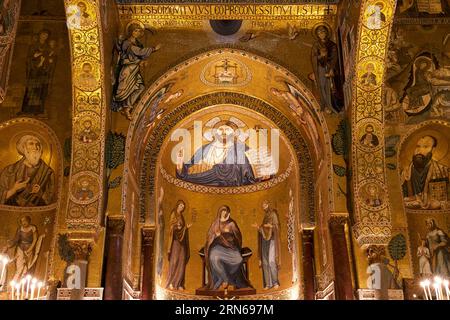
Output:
[351, 0, 397, 246]
[139, 92, 316, 226]
[157, 103, 297, 194]
[121, 47, 335, 218]
[64, 0, 107, 230]
[158, 159, 295, 194]
[0, 117, 64, 282]
[120, 48, 336, 288]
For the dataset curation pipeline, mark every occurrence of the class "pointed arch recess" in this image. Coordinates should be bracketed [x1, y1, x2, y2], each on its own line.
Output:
[121, 48, 335, 288]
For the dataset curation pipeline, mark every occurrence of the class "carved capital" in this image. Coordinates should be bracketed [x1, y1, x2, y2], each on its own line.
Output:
[366, 244, 387, 265]
[353, 223, 391, 247]
[69, 240, 93, 261]
[141, 227, 155, 247]
[302, 229, 314, 243]
[107, 216, 125, 235]
[329, 215, 348, 228]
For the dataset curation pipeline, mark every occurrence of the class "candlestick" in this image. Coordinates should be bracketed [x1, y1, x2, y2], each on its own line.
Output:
[30, 278, 37, 300]
[37, 281, 43, 300]
[433, 283, 440, 300]
[15, 283, 20, 300]
[424, 279, 432, 300]
[10, 281, 16, 300]
[20, 278, 26, 300]
[0, 256, 8, 286]
[30, 284, 36, 300]
[25, 274, 32, 299]
[420, 281, 429, 300]
[434, 277, 443, 300]
[443, 280, 450, 300]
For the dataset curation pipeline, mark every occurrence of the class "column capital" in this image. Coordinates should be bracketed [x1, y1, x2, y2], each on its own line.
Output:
[300, 223, 316, 231]
[69, 239, 93, 261]
[353, 223, 391, 247]
[366, 244, 388, 265]
[302, 228, 315, 241]
[107, 215, 125, 235]
[329, 214, 348, 228]
[141, 227, 156, 300]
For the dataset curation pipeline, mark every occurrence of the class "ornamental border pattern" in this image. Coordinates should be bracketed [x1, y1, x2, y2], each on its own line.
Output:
[117, 3, 338, 21]
[64, 0, 107, 230]
[351, 0, 397, 246]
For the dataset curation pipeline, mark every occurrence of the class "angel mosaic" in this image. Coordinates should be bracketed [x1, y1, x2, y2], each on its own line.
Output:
[270, 82, 322, 163]
[112, 22, 161, 120]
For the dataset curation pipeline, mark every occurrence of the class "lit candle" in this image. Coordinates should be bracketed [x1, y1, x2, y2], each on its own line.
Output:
[30, 284, 36, 300]
[424, 279, 433, 300]
[37, 282, 43, 300]
[0, 256, 7, 285]
[420, 281, 429, 300]
[10, 281, 16, 300]
[15, 283, 20, 300]
[30, 278, 37, 300]
[433, 283, 440, 300]
[20, 278, 26, 300]
[443, 280, 450, 300]
[25, 274, 32, 299]
[435, 277, 445, 300]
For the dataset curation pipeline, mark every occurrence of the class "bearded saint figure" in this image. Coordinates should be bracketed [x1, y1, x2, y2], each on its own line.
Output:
[0, 134, 55, 206]
[401, 135, 450, 210]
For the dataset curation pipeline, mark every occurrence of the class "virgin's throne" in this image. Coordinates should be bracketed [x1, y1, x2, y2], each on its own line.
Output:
[195, 246, 256, 297]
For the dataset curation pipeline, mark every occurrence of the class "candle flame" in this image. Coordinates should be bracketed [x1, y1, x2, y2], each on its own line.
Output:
[434, 276, 442, 284]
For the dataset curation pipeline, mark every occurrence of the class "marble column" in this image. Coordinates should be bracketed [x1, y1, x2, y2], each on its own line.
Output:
[104, 216, 125, 300]
[68, 240, 93, 300]
[329, 215, 354, 300]
[141, 227, 156, 300]
[302, 229, 316, 300]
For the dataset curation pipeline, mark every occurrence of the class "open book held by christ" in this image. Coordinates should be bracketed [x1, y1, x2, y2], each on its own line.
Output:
[417, 0, 444, 14]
